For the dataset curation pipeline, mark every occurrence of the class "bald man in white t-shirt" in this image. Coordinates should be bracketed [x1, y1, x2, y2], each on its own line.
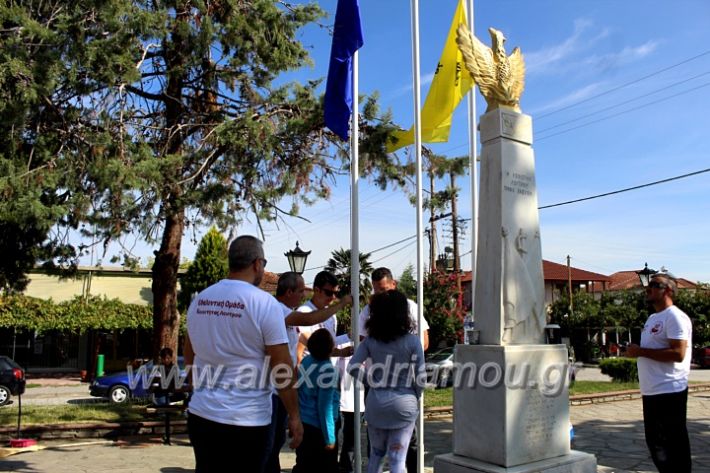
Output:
[626, 273, 692, 473]
[184, 236, 302, 472]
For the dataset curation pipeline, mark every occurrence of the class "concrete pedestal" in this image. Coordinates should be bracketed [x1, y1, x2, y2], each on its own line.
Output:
[437, 345, 596, 473]
[434, 451, 597, 473]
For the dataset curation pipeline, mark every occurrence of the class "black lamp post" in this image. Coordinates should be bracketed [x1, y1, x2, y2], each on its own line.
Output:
[635, 262, 656, 288]
[284, 241, 311, 275]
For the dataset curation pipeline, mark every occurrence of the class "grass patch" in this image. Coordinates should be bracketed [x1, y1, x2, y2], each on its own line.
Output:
[569, 380, 639, 395]
[0, 402, 150, 426]
[424, 387, 453, 409]
[422, 380, 643, 409]
[25, 384, 42, 389]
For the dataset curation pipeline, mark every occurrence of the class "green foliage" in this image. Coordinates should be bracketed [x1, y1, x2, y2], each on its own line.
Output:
[675, 289, 710, 346]
[325, 248, 373, 305]
[398, 264, 417, 300]
[599, 357, 639, 382]
[0, 294, 152, 333]
[548, 288, 710, 347]
[0, 0, 407, 351]
[423, 272, 464, 349]
[178, 227, 228, 311]
[548, 290, 603, 329]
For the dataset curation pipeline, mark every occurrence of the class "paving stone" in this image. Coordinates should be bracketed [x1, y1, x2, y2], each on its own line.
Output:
[1, 393, 709, 472]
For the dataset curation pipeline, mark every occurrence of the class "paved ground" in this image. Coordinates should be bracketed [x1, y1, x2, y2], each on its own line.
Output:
[2, 390, 709, 472]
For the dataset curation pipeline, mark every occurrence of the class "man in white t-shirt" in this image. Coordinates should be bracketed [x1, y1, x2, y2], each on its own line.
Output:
[264, 272, 353, 473]
[358, 267, 429, 473]
[626, 273, 692, 473]
[296, 270, 352, 361]
[359, 267, 429, 350]
[183, 235, 302, 473]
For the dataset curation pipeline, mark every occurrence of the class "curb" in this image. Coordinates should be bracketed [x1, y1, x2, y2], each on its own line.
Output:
[0, 419, 188, 442]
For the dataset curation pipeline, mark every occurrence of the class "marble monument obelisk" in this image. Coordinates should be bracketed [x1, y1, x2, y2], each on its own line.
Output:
[433, 26, 597, 473]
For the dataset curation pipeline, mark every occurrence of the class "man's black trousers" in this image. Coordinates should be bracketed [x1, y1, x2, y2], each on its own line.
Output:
[187, 412, 269, 473]
[642, 388, 691, 473]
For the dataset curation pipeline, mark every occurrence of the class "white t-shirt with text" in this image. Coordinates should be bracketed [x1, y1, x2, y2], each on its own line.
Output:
[638, 305, 692, 396]
[187, 279, 288, 426]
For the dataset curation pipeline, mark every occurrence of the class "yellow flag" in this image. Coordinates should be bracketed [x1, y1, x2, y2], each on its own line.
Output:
[387, 0, 473, 152]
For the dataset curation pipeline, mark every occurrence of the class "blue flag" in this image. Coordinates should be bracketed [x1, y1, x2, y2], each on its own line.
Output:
[324, 0, 364, 141]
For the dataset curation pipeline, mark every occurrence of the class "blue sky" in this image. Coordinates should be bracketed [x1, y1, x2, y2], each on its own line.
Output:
[96, 1, 710, 284]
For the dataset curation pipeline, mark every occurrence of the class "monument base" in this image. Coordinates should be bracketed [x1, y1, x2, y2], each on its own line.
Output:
[434, 451, 597, 473]
[453, 345, 575, 466]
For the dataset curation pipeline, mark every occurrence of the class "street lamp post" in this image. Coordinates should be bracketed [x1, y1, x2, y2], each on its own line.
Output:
[284, 242, 311, 275]
[635, 262, 656, 288]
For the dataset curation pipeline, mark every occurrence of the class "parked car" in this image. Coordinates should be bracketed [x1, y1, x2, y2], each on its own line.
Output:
[90, 357, 186, 404]
[0, 356, 26, 407]
[426, 347, 454, 388]
[694, 346, 710, 368]
[424, 344, 577, 389]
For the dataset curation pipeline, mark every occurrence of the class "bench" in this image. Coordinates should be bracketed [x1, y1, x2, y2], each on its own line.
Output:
[144, 404, 187, 445]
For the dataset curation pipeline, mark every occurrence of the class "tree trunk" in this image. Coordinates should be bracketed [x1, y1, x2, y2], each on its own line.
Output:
[151, 208, 184, 359]
[150, 3, 188, 360]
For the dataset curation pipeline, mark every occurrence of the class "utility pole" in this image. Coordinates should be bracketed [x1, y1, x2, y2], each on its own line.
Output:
[450, 171, 462, 292]
[450, 171, 460, 273]
[429, 173, 437, 273]
[567, 255, 574, 316]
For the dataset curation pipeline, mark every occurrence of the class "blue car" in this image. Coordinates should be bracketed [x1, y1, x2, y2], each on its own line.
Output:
[89, 357, 185, 404]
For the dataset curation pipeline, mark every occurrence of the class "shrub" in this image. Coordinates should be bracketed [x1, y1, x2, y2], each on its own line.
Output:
[599, 357, 638, 382]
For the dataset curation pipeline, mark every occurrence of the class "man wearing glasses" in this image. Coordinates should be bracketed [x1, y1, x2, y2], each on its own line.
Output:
[296, 270, 352, 362]
[626, 273, 692, 473]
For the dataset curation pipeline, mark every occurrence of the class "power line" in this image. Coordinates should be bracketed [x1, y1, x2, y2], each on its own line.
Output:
[538, 167, 710, 209]
[535, 71, 710, 135]
[370, 234, 417, 254]
[536, 81, 710, 141]
[302, 233, 418, 273]
[433, 50, 710, 155]
[372, 240, 417, 263]
[536, 49, 710, 119]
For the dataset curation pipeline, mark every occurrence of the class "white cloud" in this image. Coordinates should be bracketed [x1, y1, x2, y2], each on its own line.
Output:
[526, 19, 608, 75]
[528, 81, 607, 115]
[582, 40, 660, 70]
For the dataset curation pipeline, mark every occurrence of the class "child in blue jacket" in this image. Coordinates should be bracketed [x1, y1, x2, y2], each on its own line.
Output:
[293, 328, 340, 473]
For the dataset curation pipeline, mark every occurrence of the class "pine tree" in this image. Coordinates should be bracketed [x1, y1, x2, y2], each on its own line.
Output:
[178, 227, 228, 312]
[398, 264, 417, 300]
[0, 1, 405, 355]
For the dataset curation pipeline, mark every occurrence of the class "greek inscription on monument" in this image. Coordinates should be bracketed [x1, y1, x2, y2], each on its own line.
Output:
[523, 392, 558, 446]
[503, 171, 534, 197]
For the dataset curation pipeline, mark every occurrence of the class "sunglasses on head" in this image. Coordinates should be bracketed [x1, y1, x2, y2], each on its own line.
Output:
[648, 281, 666, 289]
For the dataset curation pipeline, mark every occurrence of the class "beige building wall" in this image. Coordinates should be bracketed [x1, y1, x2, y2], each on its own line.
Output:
[25, 268, 160, 305]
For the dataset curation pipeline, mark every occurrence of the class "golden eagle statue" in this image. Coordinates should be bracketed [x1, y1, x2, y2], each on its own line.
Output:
[456, 25, 525, 113]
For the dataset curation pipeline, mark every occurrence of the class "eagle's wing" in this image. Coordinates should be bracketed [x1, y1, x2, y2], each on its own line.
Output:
[508, 47, 525, 102]
[456, 24, 495, 98]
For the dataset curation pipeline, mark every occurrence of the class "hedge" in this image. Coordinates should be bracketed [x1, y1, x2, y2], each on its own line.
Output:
[0, 294, 153, 333]
[599, 357, 639, 382]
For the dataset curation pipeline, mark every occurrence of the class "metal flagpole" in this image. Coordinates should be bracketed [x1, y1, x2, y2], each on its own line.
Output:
[410, 0, 425, 471]
[466, 0, 478, 319]
[351, 47, 362, 473]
